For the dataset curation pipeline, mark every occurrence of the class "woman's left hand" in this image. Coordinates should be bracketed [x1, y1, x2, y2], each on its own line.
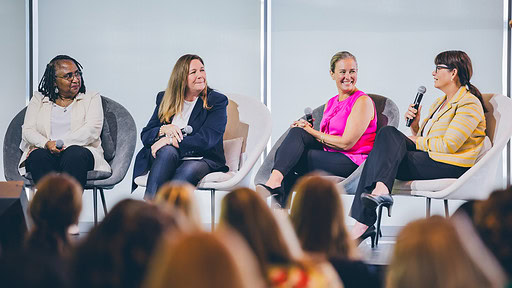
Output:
[291, 119, 313, 130]
[151, 137, 171, 158]
[160, 124, 183, 142]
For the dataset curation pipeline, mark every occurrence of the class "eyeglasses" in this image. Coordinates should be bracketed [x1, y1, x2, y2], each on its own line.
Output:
[435, 65, 453, 73]
[56, 71, 82, 81]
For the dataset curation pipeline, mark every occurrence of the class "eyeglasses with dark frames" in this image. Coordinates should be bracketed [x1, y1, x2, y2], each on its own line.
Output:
[435, 65, 453, 73]
[56, 70, 82, 81]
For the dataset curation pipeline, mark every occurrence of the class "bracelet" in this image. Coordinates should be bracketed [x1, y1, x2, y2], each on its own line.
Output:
[320, 134, 325, 144]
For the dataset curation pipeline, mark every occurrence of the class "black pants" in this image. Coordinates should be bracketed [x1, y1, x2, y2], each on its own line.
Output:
[273, 127, 358, 200]
[26, 145, 94, 188]
[350, 126, 469, 226]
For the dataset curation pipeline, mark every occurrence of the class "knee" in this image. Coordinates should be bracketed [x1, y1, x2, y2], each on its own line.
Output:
[288, 126, 305, 137]
[61, 146, 92, 162]
[376, 126, 399, 140]
[27, 148, 51, 162]
[154, 146, 179, 162]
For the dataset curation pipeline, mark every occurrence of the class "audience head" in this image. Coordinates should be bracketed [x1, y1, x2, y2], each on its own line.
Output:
[386, 216, 494, 288]
[143, 230, 264, 288]
[330, 51, 358, 95]
[154, 181, 201, 229]
[27, 173, 82, 254]
[72, 199, 184, 288]
[474, 188, 512, 278]
[159, 54, 210, 122]
[219, 187, 295, 277]
[290, 173, 357, 260]
[38, 55, 86, 102]
[434, 50, 484, 108]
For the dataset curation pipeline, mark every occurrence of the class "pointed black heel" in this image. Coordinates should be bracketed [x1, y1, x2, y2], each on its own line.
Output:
[357, 225, 377, 248]
[361, 193, 394, 247]
[256, 184, 285, 208]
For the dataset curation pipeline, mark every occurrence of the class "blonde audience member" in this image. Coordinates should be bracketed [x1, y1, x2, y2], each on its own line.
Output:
[386, 216, 495, 288]
[289, 174, 380, 288]
[143, 231, 264, 288]
[154, 180, 202, 229]
[220, 187, 343, 287]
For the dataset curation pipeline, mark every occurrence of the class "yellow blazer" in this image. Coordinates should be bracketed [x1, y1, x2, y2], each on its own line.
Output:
[19, 91, 111, 175]
[416, 86, 486, 167]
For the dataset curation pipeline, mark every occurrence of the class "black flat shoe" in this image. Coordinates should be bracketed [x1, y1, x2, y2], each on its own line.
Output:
[256, 184, 285, 207]
[361, 193, 394, 210]
[357, 225, 377, 248]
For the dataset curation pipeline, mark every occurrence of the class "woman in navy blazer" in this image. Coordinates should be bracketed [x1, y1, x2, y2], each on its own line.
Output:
[132, 54, 228, 199]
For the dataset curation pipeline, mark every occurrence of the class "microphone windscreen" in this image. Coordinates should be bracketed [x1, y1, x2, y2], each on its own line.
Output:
[183, 125, 193, 134]
[304, 107, 313, 115]
[56, 140, 64, 149]
[418, 86, 427, 94]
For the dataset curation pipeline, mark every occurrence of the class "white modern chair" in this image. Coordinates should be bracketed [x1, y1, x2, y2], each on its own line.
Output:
[134, 94, 272, 230]
[391, 93, 512, 217]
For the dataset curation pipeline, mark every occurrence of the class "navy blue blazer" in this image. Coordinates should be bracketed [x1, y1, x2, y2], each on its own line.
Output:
[132, 89, 229, 191]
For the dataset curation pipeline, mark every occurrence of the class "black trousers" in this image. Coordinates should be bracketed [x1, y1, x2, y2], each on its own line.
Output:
[350, 126, 469, 226]
[273, 127, 358, 199]
[26, 145, 94, 188]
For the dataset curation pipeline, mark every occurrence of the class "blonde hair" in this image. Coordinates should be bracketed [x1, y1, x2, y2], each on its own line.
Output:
[143, 231, 263, 288]
[289, 173, 358, 260]
[153, 181, 201, 229]
[386, 216, 494, 288]
[158, 54, 210, 123]
[330, 51, 357, 73]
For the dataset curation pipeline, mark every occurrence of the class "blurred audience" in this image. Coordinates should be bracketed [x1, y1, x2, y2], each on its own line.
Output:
[473, 188, 512, 283]
[72, 199, 184, 288]
[289, 173, 381, 288]
[0, 173, 82, 288]
[153, 180, 202, 229]
[386, 216, 496, 288]
[220, 187, 343, 287]
[143, 230, 264, 288]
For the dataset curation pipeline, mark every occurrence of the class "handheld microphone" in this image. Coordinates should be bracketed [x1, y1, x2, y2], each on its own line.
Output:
[56, 140, 64, 149]
[304, 107, 314, 126]
[181, 125, 193, 136]
[406, 86, 427, 127]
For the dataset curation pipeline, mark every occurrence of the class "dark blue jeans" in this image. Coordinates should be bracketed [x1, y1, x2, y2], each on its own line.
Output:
[145, 145, 212, 199]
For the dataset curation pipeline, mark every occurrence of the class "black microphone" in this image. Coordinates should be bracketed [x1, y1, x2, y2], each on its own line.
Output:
[181, 125, 193, 136]
[304, 107, 314, 126]
[56, 140, 64, 149]
[406, 86, 427, 127]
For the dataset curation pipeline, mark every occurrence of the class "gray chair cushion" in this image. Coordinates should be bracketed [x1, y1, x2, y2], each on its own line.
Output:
[100, 97, 117, 162]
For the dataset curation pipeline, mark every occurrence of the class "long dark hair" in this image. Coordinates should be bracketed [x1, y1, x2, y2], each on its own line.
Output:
[435, 50, 485, 111]
[38, 55, 86, 102]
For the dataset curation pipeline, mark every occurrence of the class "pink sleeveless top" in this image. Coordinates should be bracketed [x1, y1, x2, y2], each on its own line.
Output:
[319, 90, 377, 165]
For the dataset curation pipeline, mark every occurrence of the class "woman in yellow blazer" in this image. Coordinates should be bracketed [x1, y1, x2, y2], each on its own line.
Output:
[350, 50, 486, 241]
[19, 55, 110, 188]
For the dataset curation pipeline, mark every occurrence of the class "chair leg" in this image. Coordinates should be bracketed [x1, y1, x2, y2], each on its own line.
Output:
[426, 198, 431, 217]
[211, 189, 216, 232]
[93, 187, 98, 226]
[99, 188, 108, 216]
[444, 199, 449, 217]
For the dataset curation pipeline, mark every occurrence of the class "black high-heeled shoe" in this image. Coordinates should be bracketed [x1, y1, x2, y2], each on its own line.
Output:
[361, 193, 394, 210]
[356, 225, 377, 248]
[256, 184, 285, 208]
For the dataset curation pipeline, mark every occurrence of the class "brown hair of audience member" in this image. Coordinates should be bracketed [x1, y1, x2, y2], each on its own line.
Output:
[386, 216, 494, 288]
[154, 181, 201, 229]
[72, 199, 185, 288]
[219, 187, 297, 280]
[143, 231, 263, 288]
[26, 173, 82, 256]
[473, 188, 512, 278]
[289, 173, 358, 260]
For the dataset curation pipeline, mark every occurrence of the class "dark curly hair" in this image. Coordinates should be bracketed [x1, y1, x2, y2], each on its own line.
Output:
[38, 55, 86, 102]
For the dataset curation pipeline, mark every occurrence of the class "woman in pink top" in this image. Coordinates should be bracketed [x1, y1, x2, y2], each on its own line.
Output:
[257, 51, 377, 207]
